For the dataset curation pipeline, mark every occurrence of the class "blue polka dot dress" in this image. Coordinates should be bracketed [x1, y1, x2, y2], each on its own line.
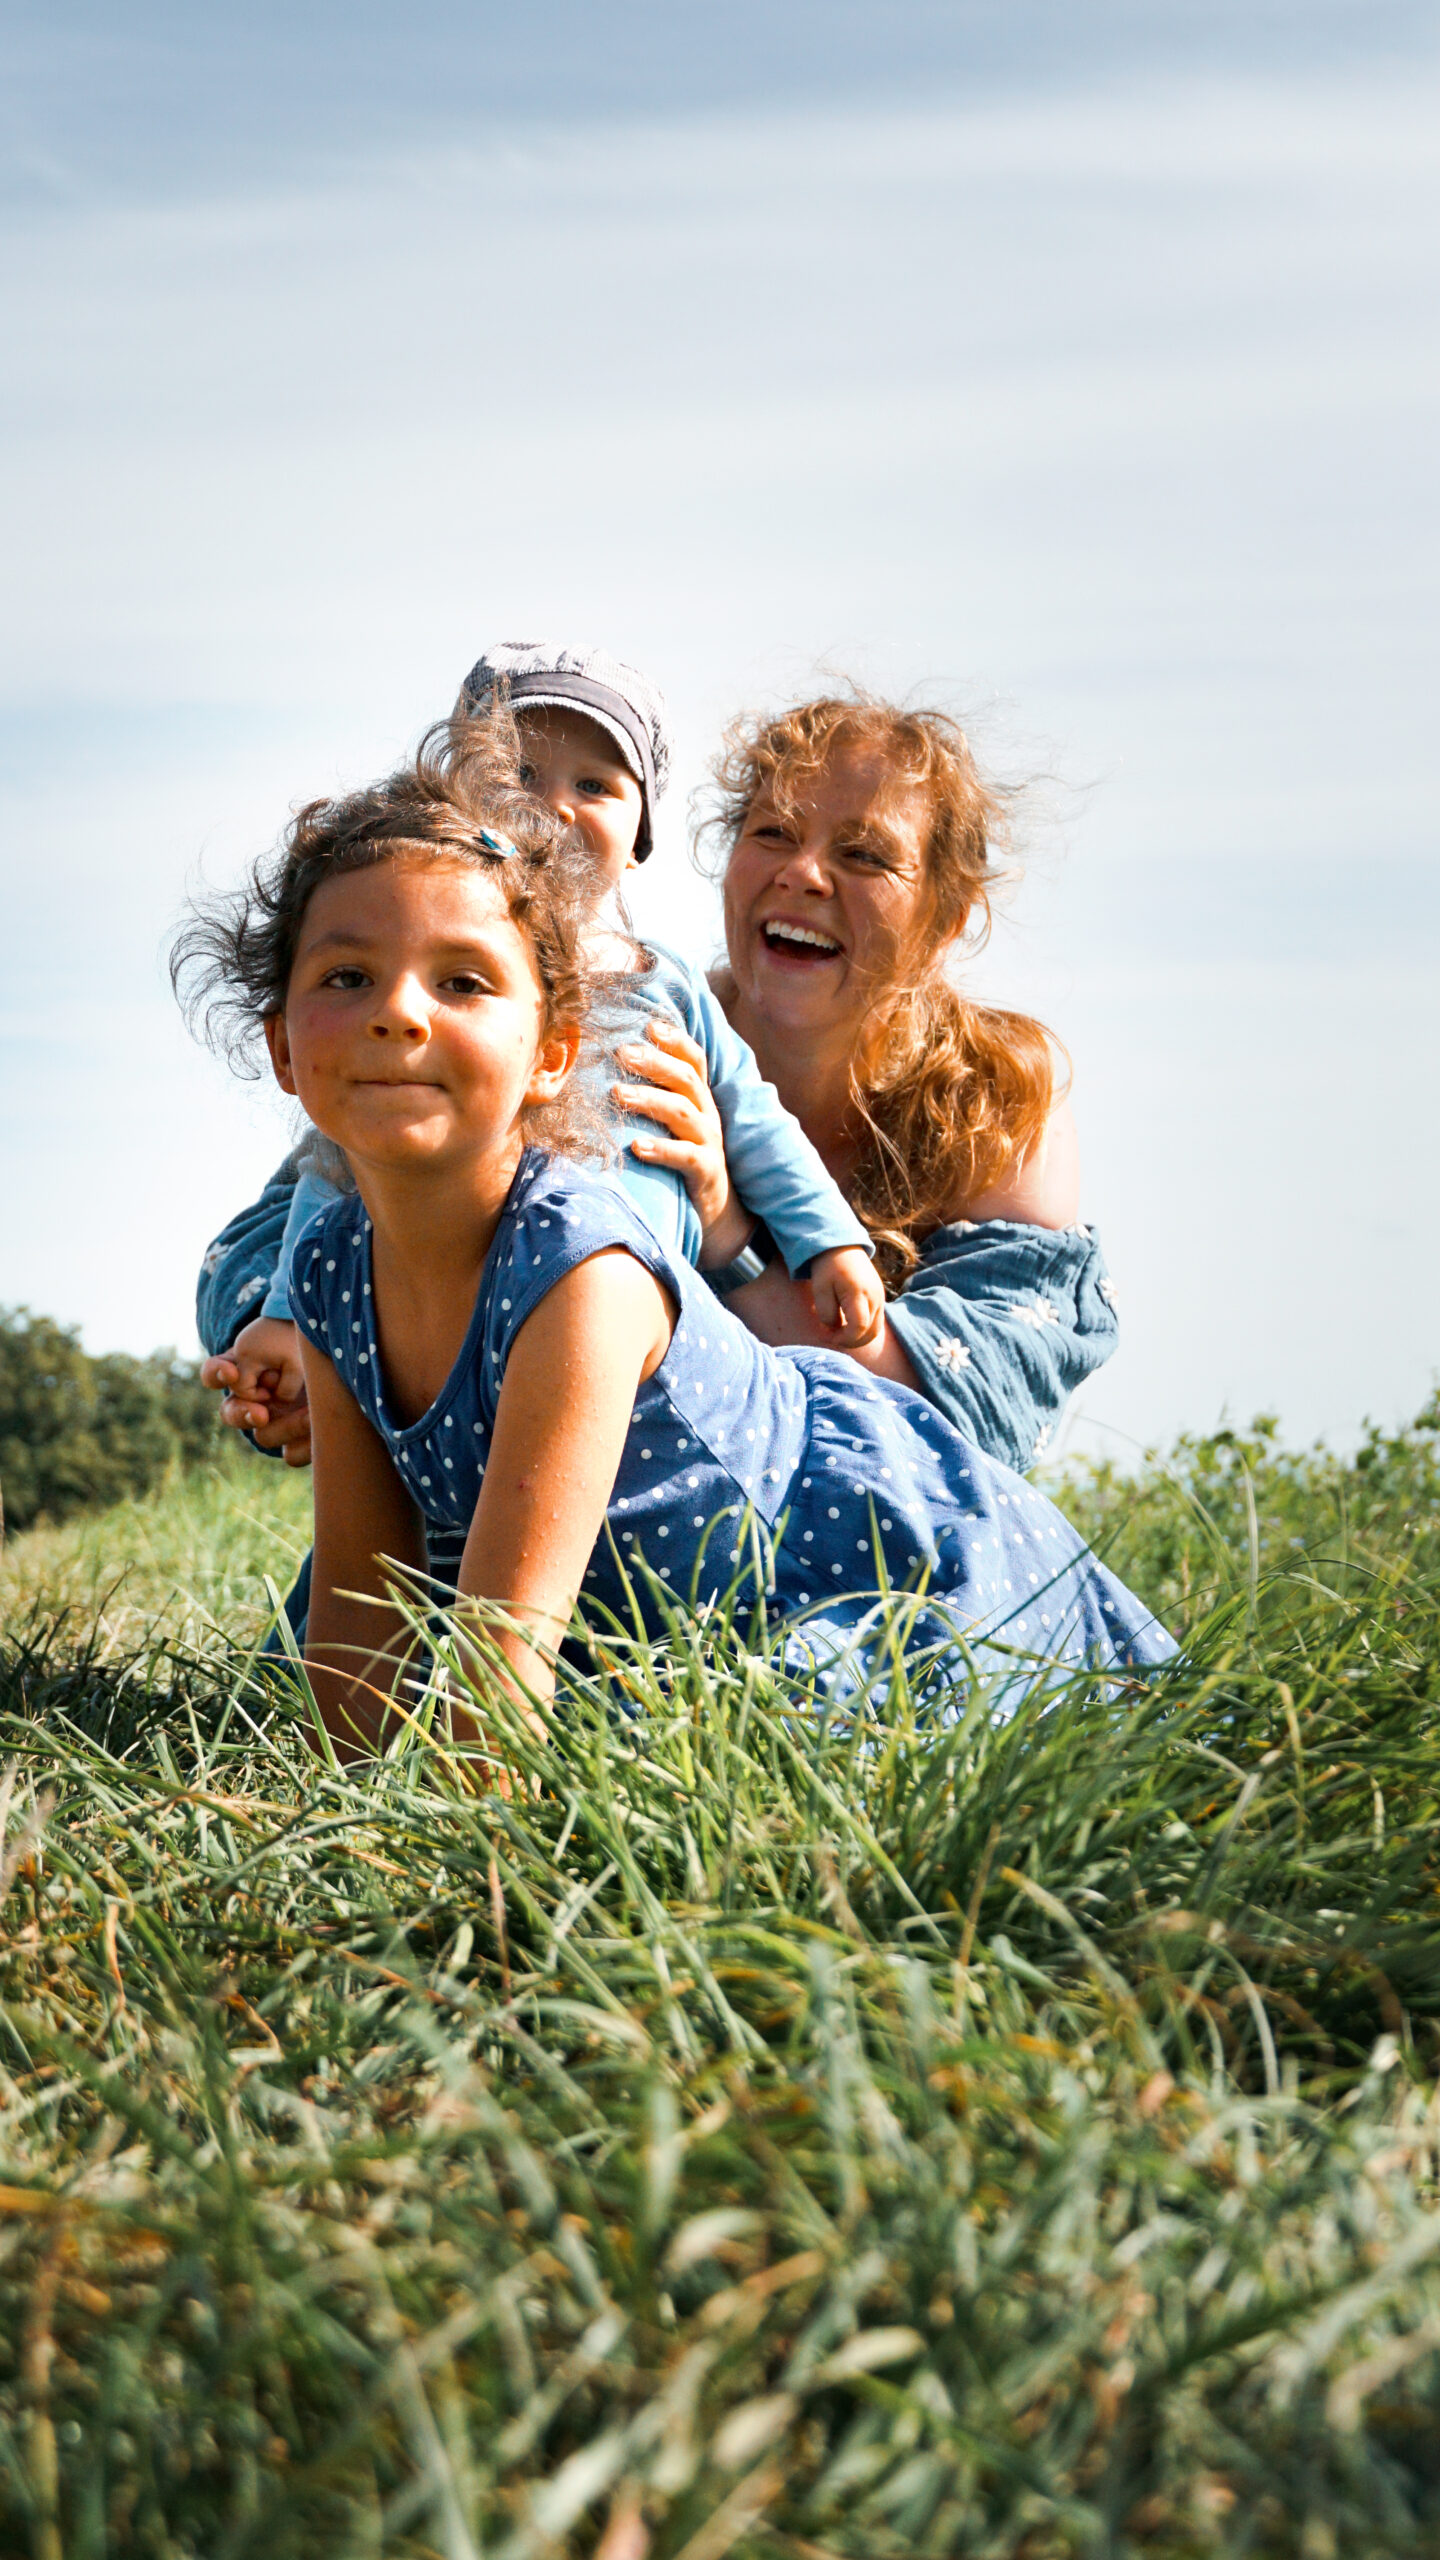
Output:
[291, 1150, 1174, 1683]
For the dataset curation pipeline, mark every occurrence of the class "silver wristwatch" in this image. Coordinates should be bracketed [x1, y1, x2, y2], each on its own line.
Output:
[704, 1218, 777, 1298]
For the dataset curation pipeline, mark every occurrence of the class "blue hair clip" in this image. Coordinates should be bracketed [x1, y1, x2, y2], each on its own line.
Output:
[476, 826, 519, 860]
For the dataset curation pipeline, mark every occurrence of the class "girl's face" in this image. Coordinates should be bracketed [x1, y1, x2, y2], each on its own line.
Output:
[516, 708, 644, 890]
[265, 856, 576, 1175]
[722, 745, 933, 1048]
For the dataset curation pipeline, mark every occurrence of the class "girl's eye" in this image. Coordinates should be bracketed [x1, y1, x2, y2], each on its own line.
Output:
[441, 973, 485, 996]
[322, 967, 370, 990]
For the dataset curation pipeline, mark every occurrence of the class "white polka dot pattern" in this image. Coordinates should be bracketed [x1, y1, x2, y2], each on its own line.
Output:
[292, 1155, 1174, 1685]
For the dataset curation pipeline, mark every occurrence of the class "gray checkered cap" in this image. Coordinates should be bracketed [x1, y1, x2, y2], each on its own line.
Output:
[458, 639, 673, 860]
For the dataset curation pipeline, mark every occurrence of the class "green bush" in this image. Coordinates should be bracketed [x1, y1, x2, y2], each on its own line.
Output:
[1059, 1392, 1440, 1635]
[0, 1305, 217, 1535]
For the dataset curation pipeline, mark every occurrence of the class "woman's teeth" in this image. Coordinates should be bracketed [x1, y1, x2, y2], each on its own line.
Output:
[762, 922, 840, 954]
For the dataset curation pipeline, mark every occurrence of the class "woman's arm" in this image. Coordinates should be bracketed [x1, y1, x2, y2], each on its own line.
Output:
[454, 1248, 673, 1709]
[724, 1099, 1087, 1407]
[719, 1259, 922, 1385]
[301, 1338, 428, 1758]
[953, 1097, 1081, 1228]
[197, 1155, 315, 1462]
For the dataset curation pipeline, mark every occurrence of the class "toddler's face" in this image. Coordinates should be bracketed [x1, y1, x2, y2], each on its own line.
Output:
[516, 708, 644, 890]
[266, 855, 575, 1175]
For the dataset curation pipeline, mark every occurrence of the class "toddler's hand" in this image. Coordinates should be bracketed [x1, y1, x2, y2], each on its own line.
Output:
[807, 1246, 884, 1349]
[201, 1317, 313, 1468]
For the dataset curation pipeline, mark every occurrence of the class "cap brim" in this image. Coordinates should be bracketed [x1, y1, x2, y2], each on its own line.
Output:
[503, 691, 646, 791]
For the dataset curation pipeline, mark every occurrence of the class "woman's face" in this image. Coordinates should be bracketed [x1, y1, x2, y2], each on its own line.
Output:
[722, 745, 932, 1049]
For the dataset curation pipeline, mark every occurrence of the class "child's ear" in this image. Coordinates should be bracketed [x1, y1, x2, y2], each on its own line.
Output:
[264, 1011, 298, 1095]
[526, 1019, 580, 1107]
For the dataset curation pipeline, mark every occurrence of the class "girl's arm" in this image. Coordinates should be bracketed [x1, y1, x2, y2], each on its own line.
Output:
[301, 1336, 428, 1757]
[455, 1248, 673, 1707]
[302, 1251, 672, 1761]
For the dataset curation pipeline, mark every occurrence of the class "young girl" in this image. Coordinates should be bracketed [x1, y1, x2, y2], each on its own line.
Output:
[177, 717, 1171, 1754]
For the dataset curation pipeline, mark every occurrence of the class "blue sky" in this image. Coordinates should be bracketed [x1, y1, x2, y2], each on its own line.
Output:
[2, 1, 1437, 1459]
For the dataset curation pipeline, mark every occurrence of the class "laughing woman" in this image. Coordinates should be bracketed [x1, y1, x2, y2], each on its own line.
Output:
[617, 694, 1118, 1476]
[175, 718, 1171, 1760]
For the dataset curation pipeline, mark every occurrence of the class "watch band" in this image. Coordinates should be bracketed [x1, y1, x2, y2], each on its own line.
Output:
[704, 1218, 777, 1298]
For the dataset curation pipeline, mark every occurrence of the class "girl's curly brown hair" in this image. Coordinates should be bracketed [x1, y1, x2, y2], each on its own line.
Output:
[172, 708, 604, 1158]
[703, 691, 1064, 1288]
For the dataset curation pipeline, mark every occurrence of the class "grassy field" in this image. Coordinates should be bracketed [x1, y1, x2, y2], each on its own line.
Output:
[2, 1407, 1440, 2558]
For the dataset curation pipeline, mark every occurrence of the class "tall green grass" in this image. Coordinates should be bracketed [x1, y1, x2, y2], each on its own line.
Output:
[1, 1412, 1439, 2557]
[0, 1448, 311, 1659]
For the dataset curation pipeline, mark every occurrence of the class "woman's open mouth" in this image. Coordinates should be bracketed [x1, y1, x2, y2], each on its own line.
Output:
[760, 919, 842, 963]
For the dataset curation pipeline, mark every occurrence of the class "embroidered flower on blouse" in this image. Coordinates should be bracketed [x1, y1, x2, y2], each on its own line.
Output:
[932, 1339, 973, 1374]
[1032, 1422, 1052, 1456]
[234, 1275, 267, 1307]
[1099, 1275, 1119, 1307]
[202, 1243, 223, 1275]
[1016, 1296, 1061, 1329]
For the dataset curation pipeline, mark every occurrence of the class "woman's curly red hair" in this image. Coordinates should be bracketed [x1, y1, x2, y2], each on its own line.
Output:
[706, 692, 1063, 1286]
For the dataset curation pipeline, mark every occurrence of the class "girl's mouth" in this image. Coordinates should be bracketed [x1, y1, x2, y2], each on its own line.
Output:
[760, 920, 842, 962]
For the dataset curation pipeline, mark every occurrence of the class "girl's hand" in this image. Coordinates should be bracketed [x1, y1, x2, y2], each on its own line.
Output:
[201, 1317, 313, 1467]
[807, 1246, 884, 1348]
[614, 1021, 739, 1250]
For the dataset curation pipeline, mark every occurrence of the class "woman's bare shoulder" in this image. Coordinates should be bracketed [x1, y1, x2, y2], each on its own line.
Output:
[943, 1096, 1081, 1230]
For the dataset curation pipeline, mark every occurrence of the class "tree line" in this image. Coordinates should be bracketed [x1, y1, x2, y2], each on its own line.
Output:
[0, 1307, 218, 1537]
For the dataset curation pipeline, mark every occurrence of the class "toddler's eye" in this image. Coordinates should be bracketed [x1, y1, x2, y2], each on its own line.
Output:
[441, 972, 485, 996]
[517, 761, 538, 787]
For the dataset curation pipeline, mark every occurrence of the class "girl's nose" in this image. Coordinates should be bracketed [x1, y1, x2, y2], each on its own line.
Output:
[369, 977, 429, 1038]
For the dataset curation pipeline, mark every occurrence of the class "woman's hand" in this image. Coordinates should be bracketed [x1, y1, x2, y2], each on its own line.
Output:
[202, 1317, 313, 1466]
[614, 1021, 752, 1262]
